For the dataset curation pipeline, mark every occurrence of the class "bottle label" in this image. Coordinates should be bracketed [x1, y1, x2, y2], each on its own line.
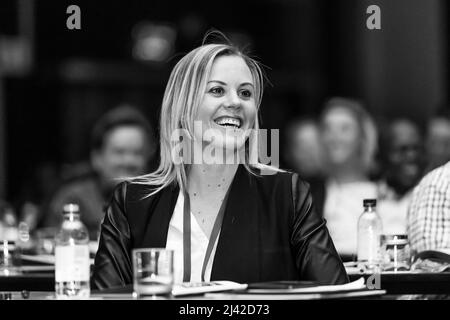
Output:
[55, 245, 90, 282]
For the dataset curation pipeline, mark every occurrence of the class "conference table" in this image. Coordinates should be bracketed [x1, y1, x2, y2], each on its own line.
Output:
[1, 270, 450, 299]
[2, 254, 450, 299]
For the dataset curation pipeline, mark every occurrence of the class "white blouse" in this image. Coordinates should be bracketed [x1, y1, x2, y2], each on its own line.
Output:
[165, 191, 219, 284]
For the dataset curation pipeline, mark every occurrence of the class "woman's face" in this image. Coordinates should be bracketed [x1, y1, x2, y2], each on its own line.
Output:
[194, 55, 257, 155]
[321, 107, 361, 166]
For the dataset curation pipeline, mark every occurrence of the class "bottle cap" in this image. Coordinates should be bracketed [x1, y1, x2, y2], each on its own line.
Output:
[363, 199, 377, 207]
[62, 203, 80, 214]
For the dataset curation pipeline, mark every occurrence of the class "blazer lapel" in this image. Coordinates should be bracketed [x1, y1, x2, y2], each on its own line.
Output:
[211, 165, 260, 283]
[140, 184, 180, 248]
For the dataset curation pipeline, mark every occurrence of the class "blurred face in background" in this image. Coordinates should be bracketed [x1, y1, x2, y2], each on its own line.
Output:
[286, 121, 323, 179]
[385, 120, 425, 193]
[321, 107, 362, 167]
[92, 125, 149, 187]
[426, 117, 450, 170]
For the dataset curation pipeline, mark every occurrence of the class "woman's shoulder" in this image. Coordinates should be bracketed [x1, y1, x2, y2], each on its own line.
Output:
[251, 165, 292, 180]
[249, 166, 311, 193]
[111, 180, 175, 205]
[248, 167, 316, 216]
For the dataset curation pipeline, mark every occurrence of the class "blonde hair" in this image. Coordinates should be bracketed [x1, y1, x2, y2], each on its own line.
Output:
[131, 41, 279, 196]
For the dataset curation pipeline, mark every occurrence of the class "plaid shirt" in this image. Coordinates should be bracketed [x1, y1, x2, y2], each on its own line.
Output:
[407, 161, 450, 253]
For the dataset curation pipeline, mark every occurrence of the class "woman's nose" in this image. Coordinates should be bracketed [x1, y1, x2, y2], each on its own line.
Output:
[223, 91, 241, 109]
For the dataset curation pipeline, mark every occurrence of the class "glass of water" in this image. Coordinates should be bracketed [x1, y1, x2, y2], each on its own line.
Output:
[132, 248, 174, 298]
[380, 234, 411, 272]
[0, 240, 21, 276]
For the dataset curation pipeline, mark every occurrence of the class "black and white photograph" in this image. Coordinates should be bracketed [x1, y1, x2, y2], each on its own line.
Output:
[0, 0, 449, 313]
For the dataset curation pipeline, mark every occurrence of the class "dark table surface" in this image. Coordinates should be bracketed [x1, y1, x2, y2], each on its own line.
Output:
[3, 267, 450, 296]
[348, 271, 450, 295]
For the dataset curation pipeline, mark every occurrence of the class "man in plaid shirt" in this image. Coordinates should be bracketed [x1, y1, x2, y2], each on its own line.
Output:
[407, 161, 450, 253]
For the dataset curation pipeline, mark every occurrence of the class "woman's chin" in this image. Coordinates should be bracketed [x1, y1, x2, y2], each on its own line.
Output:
[207, 140, 246, 151]
[200, 140, 246, 164]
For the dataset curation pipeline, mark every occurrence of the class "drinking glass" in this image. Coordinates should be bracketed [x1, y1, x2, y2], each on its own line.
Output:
[380, 234, 411, 271]
[132, 248, 174, 298]
[0, 240, 21, 276]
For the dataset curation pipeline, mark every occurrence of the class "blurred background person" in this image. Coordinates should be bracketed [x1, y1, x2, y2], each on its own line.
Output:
[283, 117, 324, 182]
[376, 118, 427, 235]
[407, 160, 450, 254]
[39, 105, 157, 240]
[313, 97, 378, 261]
[425, 106, 450, 173]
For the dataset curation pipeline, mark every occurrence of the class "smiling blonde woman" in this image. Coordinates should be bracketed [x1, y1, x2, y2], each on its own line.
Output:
[92, 35, 348, 289]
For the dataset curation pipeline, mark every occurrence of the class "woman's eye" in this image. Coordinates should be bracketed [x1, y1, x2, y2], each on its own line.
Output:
[240, 89, 252, 98]
[209, 87, 224, 95]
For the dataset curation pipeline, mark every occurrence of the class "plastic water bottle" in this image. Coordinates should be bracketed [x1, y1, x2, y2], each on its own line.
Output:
[357, 199, 383, 269]
[54, 204, 90, 299]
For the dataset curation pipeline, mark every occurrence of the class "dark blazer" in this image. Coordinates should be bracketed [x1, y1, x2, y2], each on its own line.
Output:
[306, 176, 326, 218]
[92, 165, 348, 289]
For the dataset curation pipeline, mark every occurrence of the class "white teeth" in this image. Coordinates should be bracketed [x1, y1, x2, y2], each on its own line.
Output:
[215, 117, 241, 128]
